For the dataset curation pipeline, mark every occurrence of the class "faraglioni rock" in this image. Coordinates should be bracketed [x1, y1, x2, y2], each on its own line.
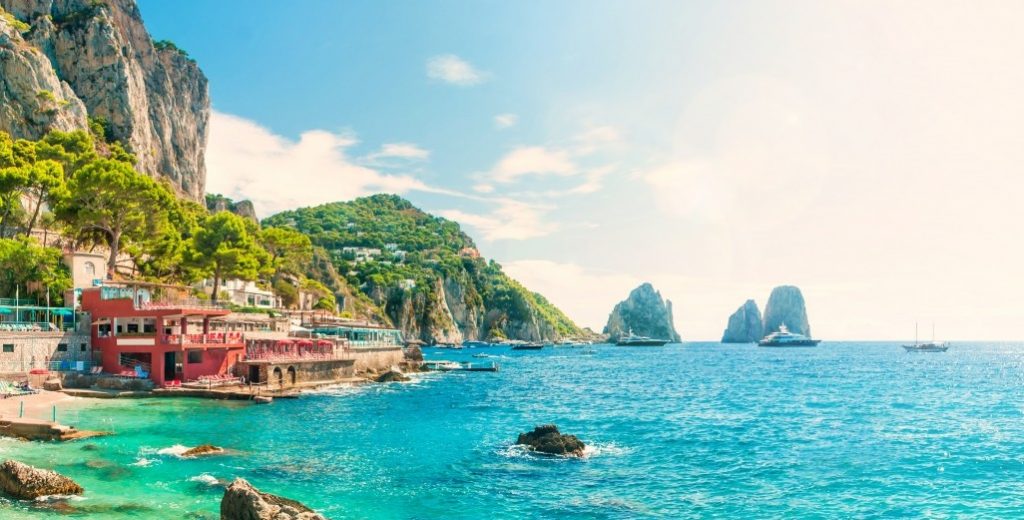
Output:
[762, 285, 811, 336]
[603, 283, 681, 342]
[221, 478, 325, 520]
[0, 459, 83, 500]
[516, 424, 586, 457]
[721, 299, 763, 343]
[0, 0, 210, 201]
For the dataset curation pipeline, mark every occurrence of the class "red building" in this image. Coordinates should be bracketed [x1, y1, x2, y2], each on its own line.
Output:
[81, 284, 245, 386]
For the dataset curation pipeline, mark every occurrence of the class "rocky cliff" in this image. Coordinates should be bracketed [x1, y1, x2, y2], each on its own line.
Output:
[762, 285, 811, 336]
[206, 193, 257, 222]
[603, 283, 681, 342]
[0, 0, 209, 200]
[721, 299, 763, 343]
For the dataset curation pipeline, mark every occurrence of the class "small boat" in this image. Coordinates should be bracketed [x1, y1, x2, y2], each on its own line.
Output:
[423, 360, 499, 372]
[616, 330, 669, 346]
[903, 323, 949, 352]
[757, 324, 820, 347]
[463, 340, 490, 348]
[511, 342, 545, 350]
[472, 353, 491, 358]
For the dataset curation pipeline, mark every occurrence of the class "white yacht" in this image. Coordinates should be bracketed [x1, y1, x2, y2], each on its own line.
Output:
[903, 323, 949, 352]
[758, 324, 821, 347]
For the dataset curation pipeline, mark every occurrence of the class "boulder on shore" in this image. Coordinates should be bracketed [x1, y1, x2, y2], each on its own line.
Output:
[404, 345, 424, 363]
[221, 478, 325, 520]
[721, 299, 763, 343]
[0, 460, 83, 500]
[376, 370, 410, 383]
[181, 444, 224, 457]
[516, 424, 586, 457]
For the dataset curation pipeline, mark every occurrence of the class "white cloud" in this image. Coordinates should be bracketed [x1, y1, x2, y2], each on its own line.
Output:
[205, 111, 433, 218]
[494, 113, 518, 129]
[438, 199, 554, 241]
[472, 183, 495, 194]
[488, 146, 577, 183]
[365, 142, 430, 162]
[573, 125, 621, 154]
[426, 54, 486, 86]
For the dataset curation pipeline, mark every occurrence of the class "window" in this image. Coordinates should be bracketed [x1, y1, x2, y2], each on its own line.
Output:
[187, 351, 203, 364]
[84, 261, 95, 277]
[2, 344, 13, 353]
[80, 343, 87, 352]
[57, 343, 68, 352]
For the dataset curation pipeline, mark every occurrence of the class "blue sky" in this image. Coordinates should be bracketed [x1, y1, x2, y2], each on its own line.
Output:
[138, 1, 1024, 340]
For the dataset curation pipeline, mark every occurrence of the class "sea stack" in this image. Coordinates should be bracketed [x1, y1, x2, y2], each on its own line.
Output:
[762, 285, 811, 336]
[603, 283, 681, 342]
[721, 299, 763, 343]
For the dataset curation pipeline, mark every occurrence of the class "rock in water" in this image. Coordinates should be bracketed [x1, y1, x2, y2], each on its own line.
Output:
[516, 424, 586, 457]
[762, 285, 811, 336]
[721, 299, 763, 343]
[0, 460, 83, 500]
[0, 0, 210, 201]
[375, 370, 410, 383]
[181, 444, 224, 457]
[603, 283, 681, 342]
[221, 478, 325, 520]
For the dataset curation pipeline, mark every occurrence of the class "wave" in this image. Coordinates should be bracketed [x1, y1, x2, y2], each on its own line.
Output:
[496, 441, 631, 460]
[129, 457, 157, 467]
[140, 444, 190, 458]
[189, 473, 221, 486]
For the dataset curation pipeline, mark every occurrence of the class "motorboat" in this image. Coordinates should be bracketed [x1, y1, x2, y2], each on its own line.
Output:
[758, 324, 820, 347]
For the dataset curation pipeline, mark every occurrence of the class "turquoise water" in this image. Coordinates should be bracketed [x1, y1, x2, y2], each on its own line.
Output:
[3, 342, 1024, 518]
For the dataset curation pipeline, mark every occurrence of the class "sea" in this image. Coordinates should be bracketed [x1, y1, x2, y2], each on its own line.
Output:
[2, 341, 1024, 519]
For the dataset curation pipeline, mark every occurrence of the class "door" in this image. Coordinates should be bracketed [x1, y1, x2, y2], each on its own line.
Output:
[164, 352, 176, 381]
[248, 365, 261, 384]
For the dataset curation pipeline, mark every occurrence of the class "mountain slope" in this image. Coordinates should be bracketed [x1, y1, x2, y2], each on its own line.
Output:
[0, 0, 209, 200]
[263, 194, 583, 343]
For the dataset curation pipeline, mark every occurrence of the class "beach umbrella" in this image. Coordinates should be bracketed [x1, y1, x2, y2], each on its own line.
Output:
[0, 308, 11, 315]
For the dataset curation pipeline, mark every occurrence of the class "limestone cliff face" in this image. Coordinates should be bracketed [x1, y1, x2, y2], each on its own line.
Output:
[762, 285, 811, 336]
[442, 276, 483, 340]
[206, 194, 257, 222]
[384, 279, 463, 344]
[0, 0, 209, 200]
[603, 283, 681, 342]
[721, 299, 763, 343]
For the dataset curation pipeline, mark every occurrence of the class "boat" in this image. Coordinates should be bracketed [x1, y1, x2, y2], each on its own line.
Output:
[511, 342, 545, 350]
[757, 324, 821, 347]
[615, 330, 669, 346]
[463, 340, 490, 348]
[903, 323, 949, 352]
[423, 360, 499, 372]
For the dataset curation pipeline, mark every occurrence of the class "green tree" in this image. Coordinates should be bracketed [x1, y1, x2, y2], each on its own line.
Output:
[56, 159, 176, 278]
[0, 237, 71, 304]
[21, 159, 65, 236]
[260, 226, 312, 276]
[187, 212, 270, 304]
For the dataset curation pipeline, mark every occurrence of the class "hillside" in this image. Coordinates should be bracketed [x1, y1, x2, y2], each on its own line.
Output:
[263, 195, 583, 343]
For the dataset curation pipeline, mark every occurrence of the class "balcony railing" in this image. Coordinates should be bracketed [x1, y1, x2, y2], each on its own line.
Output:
[139, 299, 231, 311]
[160, 332, 244, 346]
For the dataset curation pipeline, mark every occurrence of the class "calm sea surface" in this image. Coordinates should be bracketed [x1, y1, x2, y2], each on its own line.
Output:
[3, 341, 1024, 518]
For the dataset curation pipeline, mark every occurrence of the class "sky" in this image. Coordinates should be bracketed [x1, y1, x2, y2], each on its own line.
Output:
[137, 0, 1024, 341]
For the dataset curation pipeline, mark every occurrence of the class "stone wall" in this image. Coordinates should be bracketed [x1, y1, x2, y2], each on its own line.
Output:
[0, 332, 92, 373]
[234, 347, 404, 389]
[340, 347, 405, 374]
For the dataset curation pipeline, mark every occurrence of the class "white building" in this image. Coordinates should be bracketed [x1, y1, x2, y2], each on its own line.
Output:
[197, 279, 277, 309]
[340, 247, 382, 263]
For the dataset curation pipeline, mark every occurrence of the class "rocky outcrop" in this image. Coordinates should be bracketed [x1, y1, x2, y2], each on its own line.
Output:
[181, 444, 224, 457]
[722, 299, 763, 343]
[375, 369, 409, 383]
[385, 278, 464, 345]
[221, 478, 325, 520]
[0, 0, 210, 201]
[762, 285, 811, 336]
[516, 425, 586, 457]
[207, 194, 257, 222]
[443, 276, 483, 340]
[603, 283, 681, 342]
[0, 459, 83, 500]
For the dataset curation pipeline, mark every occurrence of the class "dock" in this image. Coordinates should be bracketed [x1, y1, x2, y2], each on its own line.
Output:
[0, 417, 110, 442]
[423, 361, 499, 372]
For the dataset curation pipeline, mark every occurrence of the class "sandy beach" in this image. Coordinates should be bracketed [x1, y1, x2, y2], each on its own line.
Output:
[0, 390, 89, 420]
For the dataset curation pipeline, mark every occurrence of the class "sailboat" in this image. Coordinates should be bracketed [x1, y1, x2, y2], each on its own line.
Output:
[902, 323, 949, 352]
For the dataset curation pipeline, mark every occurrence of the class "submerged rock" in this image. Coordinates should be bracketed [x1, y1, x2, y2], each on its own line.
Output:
[721, 299, 763, 343]
[516, 424, 586, 457]
[376, 370, 410, 383]
[603, 283, 681, 342]
[220, 478, 325, 520]
[0, 459, 83, 500]
[181, 445, 224, 458]
[762, 285, 812, 336]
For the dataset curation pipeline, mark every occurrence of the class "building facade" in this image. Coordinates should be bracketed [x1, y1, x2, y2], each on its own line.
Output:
[80, 284, 245, 386]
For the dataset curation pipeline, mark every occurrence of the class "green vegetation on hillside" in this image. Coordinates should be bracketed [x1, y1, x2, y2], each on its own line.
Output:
[264, 194, 582, 340]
